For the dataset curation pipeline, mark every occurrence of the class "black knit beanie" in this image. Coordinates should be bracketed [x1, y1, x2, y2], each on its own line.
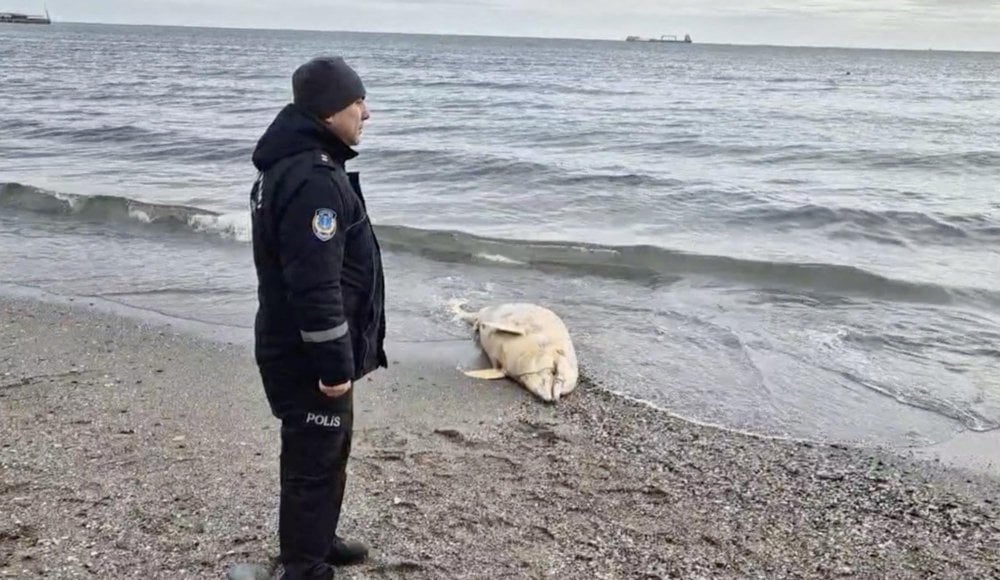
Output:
[292, 56, 366, 119]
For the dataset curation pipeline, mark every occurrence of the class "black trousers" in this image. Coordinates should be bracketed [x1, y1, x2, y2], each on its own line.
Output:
[272, 384, 354, 580]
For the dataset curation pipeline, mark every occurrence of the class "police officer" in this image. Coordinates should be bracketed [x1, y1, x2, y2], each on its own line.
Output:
[247, 56, 386, 580]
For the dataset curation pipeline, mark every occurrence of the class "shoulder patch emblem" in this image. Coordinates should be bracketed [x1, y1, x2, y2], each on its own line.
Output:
[312, 208, 337, 241]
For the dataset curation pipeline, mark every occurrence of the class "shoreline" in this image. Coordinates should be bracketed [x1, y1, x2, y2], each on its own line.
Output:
[4, 281, 999, 481]
[2, 294, 999, 578]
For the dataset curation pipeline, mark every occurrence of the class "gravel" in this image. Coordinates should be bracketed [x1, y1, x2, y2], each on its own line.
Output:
[1, 296, 998, 579]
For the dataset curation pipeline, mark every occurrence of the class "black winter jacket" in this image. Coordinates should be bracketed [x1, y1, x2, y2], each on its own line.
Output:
[250, 104, 386, 391]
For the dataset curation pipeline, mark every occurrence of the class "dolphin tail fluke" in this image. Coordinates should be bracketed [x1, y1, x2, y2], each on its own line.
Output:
[448, 298, 478, 325]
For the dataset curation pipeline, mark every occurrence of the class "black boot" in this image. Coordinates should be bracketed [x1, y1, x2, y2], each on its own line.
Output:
[325, 536, 368, 566]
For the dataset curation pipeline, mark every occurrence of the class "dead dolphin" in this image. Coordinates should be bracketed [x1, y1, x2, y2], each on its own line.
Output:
[451, 300, 579, 403]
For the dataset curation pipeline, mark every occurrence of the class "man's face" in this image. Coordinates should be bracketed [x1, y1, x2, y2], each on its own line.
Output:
[324, 98, 370, 146]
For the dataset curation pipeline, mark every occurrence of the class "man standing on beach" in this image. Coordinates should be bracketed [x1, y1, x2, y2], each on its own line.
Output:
[242, 56, 387, 580]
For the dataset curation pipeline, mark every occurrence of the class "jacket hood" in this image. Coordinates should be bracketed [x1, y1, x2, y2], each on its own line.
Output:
[251, 103, 357, 172]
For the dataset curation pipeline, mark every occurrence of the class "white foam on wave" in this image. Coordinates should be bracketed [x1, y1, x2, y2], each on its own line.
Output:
[187, 212, 252, 242]
[475, 253, 527, 265]
[128, 207, 153, 223]
[52, 190, 82, 209]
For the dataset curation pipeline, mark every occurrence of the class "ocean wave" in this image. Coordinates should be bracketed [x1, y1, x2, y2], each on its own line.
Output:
[370, 147, 555, 180]
[369, 147, 682, 190]
[127, 141, 252, 164]
[25, 123, 159, 143]
[405, 78, 640, 97]
[4, 182, 998, 310]
[18, 121, 254, 162]
[609, 134, 999, 172]
[374, 225, 1000, 308]
[0, 118, 45, 131]
[753, 149, 1000, 172]
[729, 203, 1000, 245]
[0, 182, 248, 242]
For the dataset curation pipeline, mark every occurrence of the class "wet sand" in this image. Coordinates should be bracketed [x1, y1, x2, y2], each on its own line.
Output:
[1, 296, 998, 579]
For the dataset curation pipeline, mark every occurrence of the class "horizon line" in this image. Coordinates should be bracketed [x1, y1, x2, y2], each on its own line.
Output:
[39, 20, 1000, 55]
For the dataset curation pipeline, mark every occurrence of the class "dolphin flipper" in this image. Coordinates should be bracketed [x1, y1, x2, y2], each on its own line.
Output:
[479, 321, 526, 335]
[464, 368, 507, 380]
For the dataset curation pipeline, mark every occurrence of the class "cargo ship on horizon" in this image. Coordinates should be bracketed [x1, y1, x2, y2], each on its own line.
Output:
[626, 34, 692, 43]
[0, 7, 50, 24]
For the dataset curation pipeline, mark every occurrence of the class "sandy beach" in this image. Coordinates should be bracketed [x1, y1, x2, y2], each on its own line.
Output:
[1, 294, 999, 579]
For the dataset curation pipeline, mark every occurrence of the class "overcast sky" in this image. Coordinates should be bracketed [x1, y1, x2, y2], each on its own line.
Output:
[11, 0, 1000, 51]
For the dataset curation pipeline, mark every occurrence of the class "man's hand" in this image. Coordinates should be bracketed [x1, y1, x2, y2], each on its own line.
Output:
[319, 380, 352, 398]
